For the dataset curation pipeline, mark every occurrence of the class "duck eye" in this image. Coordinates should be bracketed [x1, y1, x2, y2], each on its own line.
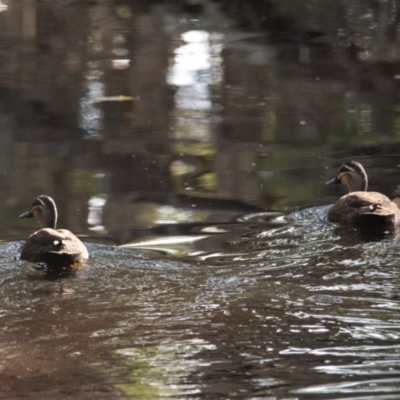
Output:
[33, 207, 42, 215]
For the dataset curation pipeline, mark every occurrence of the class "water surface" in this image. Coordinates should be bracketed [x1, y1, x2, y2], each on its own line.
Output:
[2, 0, 400, 399]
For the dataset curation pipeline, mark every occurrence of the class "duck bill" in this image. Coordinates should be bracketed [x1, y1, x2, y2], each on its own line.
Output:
[19, 211, 33, 219]
[325, 177, 340, 186]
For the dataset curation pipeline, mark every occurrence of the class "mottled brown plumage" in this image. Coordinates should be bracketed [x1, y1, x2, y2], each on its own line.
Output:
[326, 161, 400, 228]
[20, 195, 88, 266]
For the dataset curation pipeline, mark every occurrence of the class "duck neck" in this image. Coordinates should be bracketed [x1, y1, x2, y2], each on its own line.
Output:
[36, 195, 59, 229]
[48, 214, 57, 230]
[40, 208, 57, 229]
[345, 174, 368, 192]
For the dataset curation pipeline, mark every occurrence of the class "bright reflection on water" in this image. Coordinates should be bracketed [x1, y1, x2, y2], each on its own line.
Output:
[168, 29, 223, 141]
[88, 196, 107, 232]
[80, 61, 104, 139]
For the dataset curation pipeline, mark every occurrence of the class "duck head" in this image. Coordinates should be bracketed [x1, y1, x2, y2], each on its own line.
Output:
[326, 160, 368, 193]
[19, 195, 58, 229]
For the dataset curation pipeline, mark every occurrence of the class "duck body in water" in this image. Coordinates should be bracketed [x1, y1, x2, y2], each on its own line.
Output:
[20, 195, 89, 266]
[326, 161, 400, 229]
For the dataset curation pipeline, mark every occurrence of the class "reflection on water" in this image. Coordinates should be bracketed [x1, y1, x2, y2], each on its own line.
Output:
[88, 195, 107, 232]
[80, 61, 104, 139]
[168, 29, 223, 141]
[115, 338, 215, 397]
[2, 0, 400, 399]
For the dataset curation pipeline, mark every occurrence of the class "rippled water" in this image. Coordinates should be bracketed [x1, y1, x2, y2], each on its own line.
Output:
[3, 206, 400, 399]
[2, 0, 400, 398]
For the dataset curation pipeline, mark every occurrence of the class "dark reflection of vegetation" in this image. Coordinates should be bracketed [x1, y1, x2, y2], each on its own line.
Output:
[2, 0, 400, 241]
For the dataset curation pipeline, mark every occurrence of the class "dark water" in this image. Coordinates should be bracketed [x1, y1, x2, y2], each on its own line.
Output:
[2, 0, 400, 399]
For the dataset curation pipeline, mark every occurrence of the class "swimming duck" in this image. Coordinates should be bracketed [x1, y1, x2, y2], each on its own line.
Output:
[326, 161, 400, 228]
[19, 195, 89, 266]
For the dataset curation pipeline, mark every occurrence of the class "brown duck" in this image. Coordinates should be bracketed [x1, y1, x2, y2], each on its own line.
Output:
[326, 161, 400, 228]
[20, 195, 89, 265]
